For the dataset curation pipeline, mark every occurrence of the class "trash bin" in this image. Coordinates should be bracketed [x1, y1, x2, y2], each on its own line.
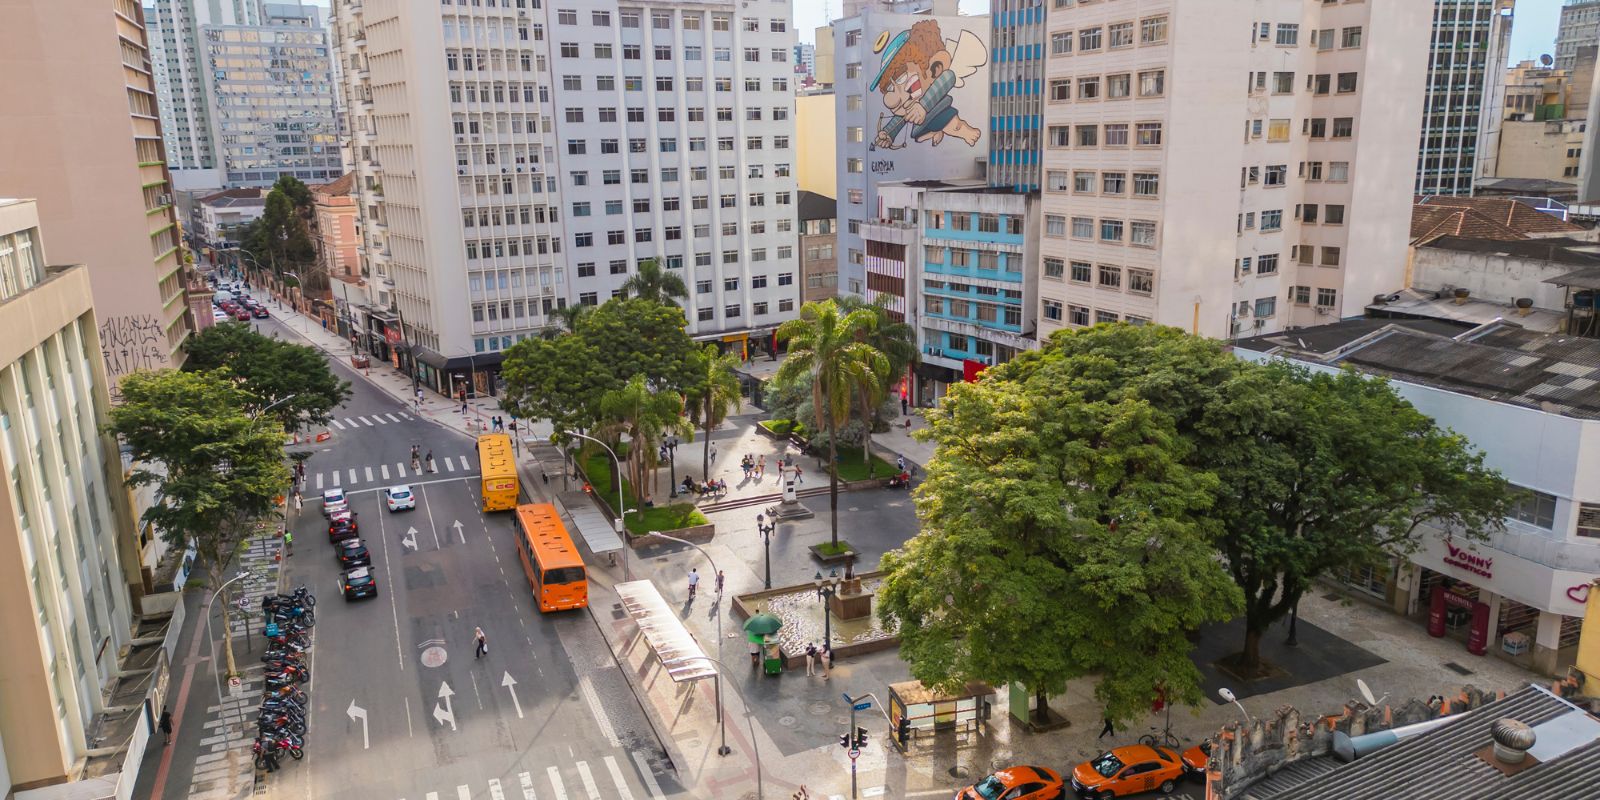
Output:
[763, 638, 783, 676]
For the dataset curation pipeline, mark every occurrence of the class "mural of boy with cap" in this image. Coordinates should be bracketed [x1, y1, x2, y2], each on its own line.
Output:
[870, 19, 986, 151]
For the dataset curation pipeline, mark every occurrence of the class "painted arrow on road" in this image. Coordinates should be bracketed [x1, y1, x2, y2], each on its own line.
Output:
[433, 681, 457, 731]
[501, 672, 523, 719]
[402, 527, 418, 551]
[347, 700, 369, 749]
[452, 519, 465, 543]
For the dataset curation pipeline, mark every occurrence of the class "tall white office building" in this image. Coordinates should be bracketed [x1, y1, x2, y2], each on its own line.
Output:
[545, 1, 801, 352]
[146, 0, 265, 187]
[1035, 0, 1431, 339]
[332, 0, 566, 396]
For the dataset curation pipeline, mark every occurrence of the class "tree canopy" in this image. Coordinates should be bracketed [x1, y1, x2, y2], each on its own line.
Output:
[242, 176, 315, 275]
[501, 297, 699, 436]
[183, 322, 351, 434]
[619, 258, 688, 304]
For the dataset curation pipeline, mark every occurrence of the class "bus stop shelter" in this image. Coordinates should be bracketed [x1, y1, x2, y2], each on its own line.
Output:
[614, 580, 716, 682]
[887, 679, 995, 752]
[556, 492, 624, 560]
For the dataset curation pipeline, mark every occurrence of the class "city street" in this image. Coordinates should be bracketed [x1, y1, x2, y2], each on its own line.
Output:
[260, 316, 681, 800]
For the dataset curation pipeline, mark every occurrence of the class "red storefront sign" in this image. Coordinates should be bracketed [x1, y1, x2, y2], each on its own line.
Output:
[962, 359, 987, 382]
[385, 327, 402, 346]
[1443, 540, 1494, 579]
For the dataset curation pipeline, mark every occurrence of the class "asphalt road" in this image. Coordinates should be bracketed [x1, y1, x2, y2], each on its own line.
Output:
[261, 317, 682, 800]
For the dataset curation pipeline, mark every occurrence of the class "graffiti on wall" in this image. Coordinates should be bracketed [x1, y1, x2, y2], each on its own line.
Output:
[100, 315, 171, 400]
[870, 20, 987, 152]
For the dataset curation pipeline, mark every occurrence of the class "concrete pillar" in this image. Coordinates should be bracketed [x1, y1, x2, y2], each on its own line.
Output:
[1533, 610, 1564, 676]
[1485, 593, 1503, 652]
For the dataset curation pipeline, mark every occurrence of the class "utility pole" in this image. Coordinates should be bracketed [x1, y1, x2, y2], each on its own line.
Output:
[839, 693, 872, 799]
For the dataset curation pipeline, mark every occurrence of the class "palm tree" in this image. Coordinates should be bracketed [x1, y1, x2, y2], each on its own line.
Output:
[687, 344, 743, 479]
[775, 300, 886, 547]
[837, 295, 918, 469]
[598, 375, 690, 505]
[544, 303, 591, 338]
[619, 258, 688, 304]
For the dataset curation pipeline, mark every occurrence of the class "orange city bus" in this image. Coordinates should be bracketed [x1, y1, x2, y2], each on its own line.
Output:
[513, 503, 588, 612]
[477, 433, 519, 512]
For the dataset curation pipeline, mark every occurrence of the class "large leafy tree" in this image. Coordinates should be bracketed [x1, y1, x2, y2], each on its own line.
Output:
[877, 348, 1243, 722]
[619, 258, 688, 304]
[836, 294, 916, 468]
[107, 370, 288, 681]
[183, 322, 351, 434]
[775, 300, 887, 547]
[502, 298, 699, 437]
[686, 344, 743, 479]
[242, 177, 315, 275]
[598, 375, 692, 504]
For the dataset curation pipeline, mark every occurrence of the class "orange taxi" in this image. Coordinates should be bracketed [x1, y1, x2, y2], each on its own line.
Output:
[1070, 745, 1184, 798]
[954, 765, 1066, 800]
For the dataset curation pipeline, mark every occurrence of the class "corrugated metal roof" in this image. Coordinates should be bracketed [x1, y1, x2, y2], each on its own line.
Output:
[1259, 687, 1600, 800]
[614, 580, 717, 683]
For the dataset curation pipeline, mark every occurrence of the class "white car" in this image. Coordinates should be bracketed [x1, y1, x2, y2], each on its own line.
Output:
[322, 487, 348, 517]
[385, 485, 415, 512]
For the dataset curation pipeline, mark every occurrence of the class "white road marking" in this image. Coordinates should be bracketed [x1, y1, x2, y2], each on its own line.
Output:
[453, 456, 466, 471]
[381, 464, 390, 480]
[546, 767, 568, 800]
[456, 786, 470, 800]
[519, 772, 536, 800]
[331, 472, 340, 486]
[426, 793, 438, 800]
[421, 485, 442, 549]
[331, 419, 345, 430]
[386, 413, 401, 422]
[632, 752, 665, 799]
[444, 458, 456, 472]
[316, 473, 325, 490]
[602, 756, 636, 800]
[576, 762, 601, 800]
[397, 463, 408, 477]
[377, 503, 405, 671]
[348, 468, 357, 484]
[345, 417, 359, 428]
[400, 412, 413, 420]
[358, 416, 373, 426]
[577, 675, 620, 747]
[365, 466, 374, 482]
[337, 475, 482, 496]
[489, 779, 505, 800]
[374, 415, 389, 425]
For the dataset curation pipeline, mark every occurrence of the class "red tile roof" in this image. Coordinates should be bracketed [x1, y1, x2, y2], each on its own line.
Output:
[311, 172, 355, 197]
[1410, 196, 1584, 244]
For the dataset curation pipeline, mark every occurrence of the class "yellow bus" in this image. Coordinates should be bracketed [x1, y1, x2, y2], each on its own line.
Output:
[513, 503, 588, 612]
[477, 433, 518, 511]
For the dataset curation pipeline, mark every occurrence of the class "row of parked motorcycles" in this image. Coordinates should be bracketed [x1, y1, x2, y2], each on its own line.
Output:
[253, 587, 315, 772]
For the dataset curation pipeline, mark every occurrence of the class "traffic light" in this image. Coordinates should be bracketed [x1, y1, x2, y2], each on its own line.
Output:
[854, 726, 869, 749]
[838, 733, 850, 749]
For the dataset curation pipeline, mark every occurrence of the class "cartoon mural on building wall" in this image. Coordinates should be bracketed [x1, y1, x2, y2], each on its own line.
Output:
[870, 20, 987, 151]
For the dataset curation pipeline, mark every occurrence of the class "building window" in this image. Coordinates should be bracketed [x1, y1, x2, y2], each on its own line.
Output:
[1254, 297, 1276, 317]
[1130, 220, 1156, 247]
[1136, 122, 1162, 147]
[1047, 170, 1069, 192]
[1043, 257, 1065, 279]
[1045, 215, 1066, 237]
[1071, 217, 1094, 239]
[1097, 264, 1121, 289]
[1050, 31, 1072, 55]
[1048, 125, 1071, 147]
[1264, 164, 1287, 186]
[1328, 161, 1350, 182]
[1076, 125, 1098, 147]
[1337, 72, 1358, 93]
[1272, 72, 1295, 94]
[1109, 22, 1133, 48]
[1275, 23, 1298, 46]
[1508, 488, 1557, 529]
[1079, 27, 1102, 52]
[1341, 26, 1363, 49]
[1257, 253, 1279, 275]
[1140, 15, 1168, 44]
[1104, 123, 1129, 146]
[1128, 268, 1153, 295]
[1078, 76, 1100, 100]
[1316, 288, 1338, 308]
[1138, 70, 1164, 97]
[1102, 172, 1126, 194]
[1069, 305, 1090, 326]
[1049, 79, 1070, 102]
[1099, 219, 1124, 242]
[1043, 299, 1063, 321]
[1321, 246, 1341, 267]
[1325, 204, 1345, 225]
[1132, 172, 1160, 197]
[1332, 118, 1354, 138]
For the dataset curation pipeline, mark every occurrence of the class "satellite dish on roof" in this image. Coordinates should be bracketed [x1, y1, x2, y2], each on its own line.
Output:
[1541, 54, 1554, 67]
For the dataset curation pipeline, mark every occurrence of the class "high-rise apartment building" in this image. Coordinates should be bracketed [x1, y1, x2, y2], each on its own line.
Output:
[147, 0, 340, 189]
[794, 42, 816, 79]
[1416, 0, 1514, 196]
[0, 0, 201, 395]
[545, 1, 801, 358]
[0, 200, 143, 793]
[332, 0, 566, 395]
[1557, 0, 1600, 73]
[1035, 1, 1429, 340]
[989, 0, 1044, 192]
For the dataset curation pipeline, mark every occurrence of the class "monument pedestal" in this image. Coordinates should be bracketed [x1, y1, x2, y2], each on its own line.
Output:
[768, 474, 814, 520]
[831, 588, 874, 621]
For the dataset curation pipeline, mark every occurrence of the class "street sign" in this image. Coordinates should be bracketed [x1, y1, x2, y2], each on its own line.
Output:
[848, 748, 860, 760]
[852, 701, 873, 711]
[228, 676, 244, 697]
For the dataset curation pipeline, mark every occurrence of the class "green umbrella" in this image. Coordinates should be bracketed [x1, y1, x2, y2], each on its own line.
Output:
[743, 612, 783, 637]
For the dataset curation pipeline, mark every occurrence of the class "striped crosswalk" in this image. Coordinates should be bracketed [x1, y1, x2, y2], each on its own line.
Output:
[329, 411, 416, 431]
[307, 454, 476, 492]
[403, 755, 657, 800]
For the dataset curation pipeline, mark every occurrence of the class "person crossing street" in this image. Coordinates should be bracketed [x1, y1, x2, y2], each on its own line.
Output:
[687, 568, 700, 599]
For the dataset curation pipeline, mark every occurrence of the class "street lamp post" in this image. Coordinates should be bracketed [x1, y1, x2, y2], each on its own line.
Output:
[649, 531, 730, 757]
[661, 655, 764, 800]
[543, 432, 630, 580]
[205, 570, 253, 739]
[814, 569, 841, 650]
[664, 436, 680, 498]
[756, 513, 777, 589]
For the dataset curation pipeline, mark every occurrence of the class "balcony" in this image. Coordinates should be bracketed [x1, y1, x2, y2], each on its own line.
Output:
[923, 315, 1033, 351]
[860, 218, 918, 246]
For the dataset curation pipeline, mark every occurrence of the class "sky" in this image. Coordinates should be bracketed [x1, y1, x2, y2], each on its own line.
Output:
[794, 0, 1565, 62]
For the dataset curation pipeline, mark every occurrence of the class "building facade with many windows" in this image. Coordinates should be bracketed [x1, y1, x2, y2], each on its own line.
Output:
[145, 0, 267, 188]
[1416, 0, 1514, 196]
[1035, 0, 1429, 340]
[544, 0, 800, 352]
[1556, 0, 1600, 74]
[989, 0, 1044, 192]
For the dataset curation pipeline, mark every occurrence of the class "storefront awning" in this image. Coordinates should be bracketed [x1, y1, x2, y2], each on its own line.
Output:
[615, 580, 717, 682]
[413, 346, 506, 372]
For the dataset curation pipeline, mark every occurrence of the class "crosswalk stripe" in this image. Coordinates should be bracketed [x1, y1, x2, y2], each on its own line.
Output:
[374, 414, 389, 425]
[576, 762, 600, 800]
[356, 416, 370, 426]
[348, 468, 357, 484]
[365, 466, 374, 482]
[316, 473, 324, 490]
[381, 464, 390, 480]
[331, 419, 345, 430]
[386, 413, 401, 423]
[488, 778, 505, 800]
[456, 786, 470, 800]
[519, 771, 536, 800]
[400, 412, 413, 420]
[602, 757, 635, 800]
[345, 417, 359, 428]
[632, 752, 665, 799]
[458, 456, 471, 471]
[545, 767, 567, 800]
[331, 471, 340, 486]
[444, 459, 456, 473]
[397, 463, 408, 477]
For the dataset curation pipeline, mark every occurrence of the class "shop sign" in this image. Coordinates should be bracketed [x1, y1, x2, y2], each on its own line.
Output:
[1443, 540, 1493, 579]
[385, 326, 403, 346]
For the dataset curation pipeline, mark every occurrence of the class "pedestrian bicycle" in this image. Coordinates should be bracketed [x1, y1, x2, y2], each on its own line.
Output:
[1138, 727, 1182, 749]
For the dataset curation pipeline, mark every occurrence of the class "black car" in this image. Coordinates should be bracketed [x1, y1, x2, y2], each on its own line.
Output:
[335, 538, 371, 568]
[342, 567, 378, 600]
[329, 518, 359, 542]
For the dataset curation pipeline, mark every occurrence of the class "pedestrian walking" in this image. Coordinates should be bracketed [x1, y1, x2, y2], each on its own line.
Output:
[687, 568, 700, 599]
[794, 464, 804, 484]
[159, 706, 173, 744]
[748, 638, 761, 666]
[710, 441, 718, 462]
[292, 491, 303, 512]
[425, 451, 436, 473]
[715, 570, 725, 596]
[896, 455, 907, 473]
[820, 644, 831, 679]
[474, 627, 488, 659]
[804, 643, 817, 676]
[283, 529, 293, 556]
[901, 396, 909, 416]
[412, 453, 421, 472]
[414, 388, 424, 410]
[1099, 716, 1116, 739]
[757, 454, 766, 479]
